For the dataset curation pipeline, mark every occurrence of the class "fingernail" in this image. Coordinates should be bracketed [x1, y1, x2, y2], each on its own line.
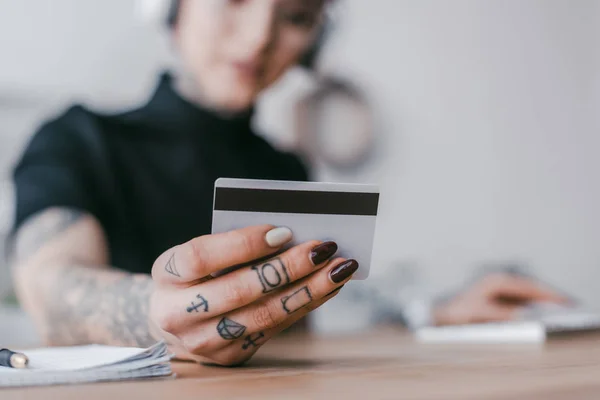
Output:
[329, 260, 359, 283]
[310, 241, 338, 265]
[265, 227, 293, 247]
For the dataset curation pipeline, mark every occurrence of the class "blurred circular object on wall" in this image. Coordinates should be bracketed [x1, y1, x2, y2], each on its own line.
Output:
[294, 75, 375, 170]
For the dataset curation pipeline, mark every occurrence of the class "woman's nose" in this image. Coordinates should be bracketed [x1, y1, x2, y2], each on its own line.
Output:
[237, 2, 276, 55]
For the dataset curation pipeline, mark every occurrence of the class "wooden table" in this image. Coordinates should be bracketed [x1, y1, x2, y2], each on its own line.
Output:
[4, 328, 600, 400]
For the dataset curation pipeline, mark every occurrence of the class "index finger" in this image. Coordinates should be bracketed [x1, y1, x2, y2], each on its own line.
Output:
[152, 225, 293, 284]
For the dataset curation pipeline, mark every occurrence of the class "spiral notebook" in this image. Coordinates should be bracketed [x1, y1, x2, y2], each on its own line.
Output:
[0, 341, 172, 388]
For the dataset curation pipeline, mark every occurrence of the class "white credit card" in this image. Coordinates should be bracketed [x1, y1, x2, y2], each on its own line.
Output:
[211, 178, 380, 280]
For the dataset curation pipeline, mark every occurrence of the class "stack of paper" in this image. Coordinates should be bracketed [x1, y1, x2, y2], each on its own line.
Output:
[0, 341, 172, 387]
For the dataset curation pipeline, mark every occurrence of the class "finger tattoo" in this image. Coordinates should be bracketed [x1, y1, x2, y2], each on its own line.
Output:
[252, 258, 290, 293]
[217, 317, 247, 340]
[281, 286, 313, 314]
[164, 253, 181, 277]
[242, 332, 265, 350]
[186, 294, 209, 313]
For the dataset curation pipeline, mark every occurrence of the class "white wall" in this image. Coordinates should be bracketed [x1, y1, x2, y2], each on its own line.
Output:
[595, 0, 600, 140]
[0, 0, 599, 309]
[0, 0, 166, 100]
[315, 0, 600, 305]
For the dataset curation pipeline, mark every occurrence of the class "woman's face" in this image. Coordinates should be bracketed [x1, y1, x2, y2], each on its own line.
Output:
[175, 0, 325, 111]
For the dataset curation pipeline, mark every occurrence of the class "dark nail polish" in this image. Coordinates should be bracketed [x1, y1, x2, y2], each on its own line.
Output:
[310, 241, 338, 265]
[329, 260, 359, 283]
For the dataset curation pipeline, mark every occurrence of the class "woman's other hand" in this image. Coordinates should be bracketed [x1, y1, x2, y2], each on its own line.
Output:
[433, 273, 569, 326]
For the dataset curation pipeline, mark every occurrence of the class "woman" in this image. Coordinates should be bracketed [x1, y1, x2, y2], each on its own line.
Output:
[11, 0, 564, 366]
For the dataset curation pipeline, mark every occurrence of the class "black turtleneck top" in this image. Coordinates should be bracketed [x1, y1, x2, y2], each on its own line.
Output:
[12, 74, 309, 273]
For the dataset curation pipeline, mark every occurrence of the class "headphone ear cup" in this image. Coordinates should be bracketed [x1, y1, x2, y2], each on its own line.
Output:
[299, 23, 329, 70]
[166, 0, 181, 28]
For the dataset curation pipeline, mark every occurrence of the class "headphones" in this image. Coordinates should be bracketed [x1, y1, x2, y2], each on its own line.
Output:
[165, 0, 181, 27]
[163, 0, 330, 70]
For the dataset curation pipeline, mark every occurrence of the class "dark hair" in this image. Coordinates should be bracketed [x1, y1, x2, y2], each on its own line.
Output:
[165, 0, 329, 70]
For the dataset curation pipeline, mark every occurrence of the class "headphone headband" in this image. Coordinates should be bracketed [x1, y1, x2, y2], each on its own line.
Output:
[166, 0, 181, 27]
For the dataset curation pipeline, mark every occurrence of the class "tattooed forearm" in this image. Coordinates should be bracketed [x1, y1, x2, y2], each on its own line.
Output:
[42, 265, 156, 347]
[11, 208, 156, 347]
[281, 286, 313, 314]
[13, 207, 84, 260]
[252, 258, 290, 293]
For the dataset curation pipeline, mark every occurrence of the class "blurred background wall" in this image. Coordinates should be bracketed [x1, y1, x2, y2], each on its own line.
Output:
[0, 0, 599, 341]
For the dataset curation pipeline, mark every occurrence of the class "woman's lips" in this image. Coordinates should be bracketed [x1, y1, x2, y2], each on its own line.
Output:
[231, 60, 263, 80]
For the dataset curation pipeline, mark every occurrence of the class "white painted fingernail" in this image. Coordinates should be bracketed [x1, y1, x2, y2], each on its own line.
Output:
[265, 227, 293, 247]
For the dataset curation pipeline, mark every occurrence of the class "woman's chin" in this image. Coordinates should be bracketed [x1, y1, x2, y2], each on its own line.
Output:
[202, 71, 261, 111]
[217, 91, 257, 112]
[200, 77, 258, 111]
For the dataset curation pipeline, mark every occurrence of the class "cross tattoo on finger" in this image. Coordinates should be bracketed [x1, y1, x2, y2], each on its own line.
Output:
[242, 332, 265, 350]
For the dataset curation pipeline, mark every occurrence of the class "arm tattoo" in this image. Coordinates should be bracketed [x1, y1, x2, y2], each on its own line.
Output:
[164, 253, 181, 277]
[43, 265, 156, 347]
[186, 294, 209, 313]
[12, 207, 156, 347]
[13, 207, 84, 261]
[216, 317, 247, 340]
[242, 332, 265, 350]
[252, 258, 290, 293]
[281, 286, 313, 314]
